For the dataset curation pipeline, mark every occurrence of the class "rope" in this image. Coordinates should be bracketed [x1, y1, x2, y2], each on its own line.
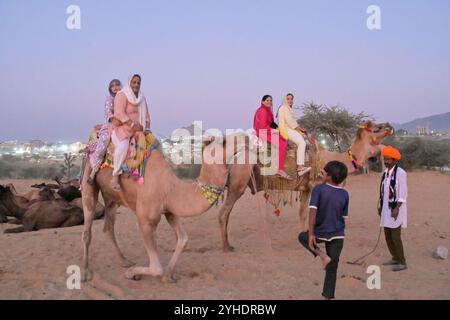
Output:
[347, 227, 382, 265]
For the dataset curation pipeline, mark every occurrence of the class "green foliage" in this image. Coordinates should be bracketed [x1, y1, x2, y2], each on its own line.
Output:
[298, 102, 371, 151]
[0, 155, 82, 179]
[60, 153, 76, 180]
[383, 136, 450, 170]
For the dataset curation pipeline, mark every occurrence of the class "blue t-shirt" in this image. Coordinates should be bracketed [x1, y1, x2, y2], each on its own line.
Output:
[309, 183, 349, 240]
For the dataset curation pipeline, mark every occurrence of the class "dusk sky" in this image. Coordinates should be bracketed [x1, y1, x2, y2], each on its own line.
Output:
[1, 0, 449, 141]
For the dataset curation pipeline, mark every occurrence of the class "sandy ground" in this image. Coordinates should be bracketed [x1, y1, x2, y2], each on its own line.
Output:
[0, 172, 449, 300]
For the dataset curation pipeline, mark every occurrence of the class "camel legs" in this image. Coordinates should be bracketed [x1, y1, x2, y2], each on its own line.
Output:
[3, 226, 25, 233]
[219, 188, 246, 252]
[298, 188, 311, 231]
[103, 202, 135, 267]
[162, 213, 188, 282]
[125, 213, 164, 280]
[81, 172, 99, 282]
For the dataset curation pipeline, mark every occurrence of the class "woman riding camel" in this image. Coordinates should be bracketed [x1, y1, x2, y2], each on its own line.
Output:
[277, 93, 311, 177]
[87, 79, 122, 186]
[253, 95, 291, 179]
[110, 74, 151, 191]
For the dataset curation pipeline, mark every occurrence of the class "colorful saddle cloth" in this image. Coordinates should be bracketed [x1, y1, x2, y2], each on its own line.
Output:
[86, 126, 159, 184]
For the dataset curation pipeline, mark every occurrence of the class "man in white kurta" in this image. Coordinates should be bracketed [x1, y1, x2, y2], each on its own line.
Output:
[378, 146, 408, 271]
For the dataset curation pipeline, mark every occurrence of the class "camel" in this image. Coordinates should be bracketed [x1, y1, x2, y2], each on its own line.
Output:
[29, 179, 81, 202]
[0, 185, 104, 233]
[81, 134, 246, 282]
[0, 203, 9, 223]
[217, 121, 394, 252]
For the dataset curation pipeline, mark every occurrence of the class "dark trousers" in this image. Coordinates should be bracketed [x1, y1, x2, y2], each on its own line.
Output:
[298, 231, 344, 299]
[384, 227, 406, 265]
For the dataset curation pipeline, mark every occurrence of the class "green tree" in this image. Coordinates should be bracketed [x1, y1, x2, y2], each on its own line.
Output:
[298, 102, 371, 152]
[60, 153, 76, 180]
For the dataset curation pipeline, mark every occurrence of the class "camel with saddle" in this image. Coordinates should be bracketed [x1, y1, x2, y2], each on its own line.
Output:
[80, 130, 247, 282]
[80, 120, 392, 282]
[217, 120, 394, 252]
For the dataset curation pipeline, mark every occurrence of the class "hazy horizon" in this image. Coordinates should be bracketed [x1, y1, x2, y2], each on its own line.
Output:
[1, 0, 450, 141]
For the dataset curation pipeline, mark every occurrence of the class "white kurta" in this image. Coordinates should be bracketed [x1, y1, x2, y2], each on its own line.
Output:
[380, 166, 408, 229]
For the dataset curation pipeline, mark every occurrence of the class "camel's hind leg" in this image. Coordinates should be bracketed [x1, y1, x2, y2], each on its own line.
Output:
[298, 184, 311, 231]
[81, 162, 99, 282]
[162, 213, 188, 283]
[125, 212, 164, 280]
[103, 201, 135, 267]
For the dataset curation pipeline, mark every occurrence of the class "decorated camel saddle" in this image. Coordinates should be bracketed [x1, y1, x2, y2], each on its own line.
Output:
[247, 131, 320, 211]
[86, 126, 160, 184]
[259, 139, 317, 187]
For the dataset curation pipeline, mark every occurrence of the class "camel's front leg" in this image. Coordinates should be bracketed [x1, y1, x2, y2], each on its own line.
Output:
[125, 217, 163, 280]
[81, 189, 98, 282]
[219, 189, 245, 252]
[162, 213, 188, 283]
[81, 162, 99, 282]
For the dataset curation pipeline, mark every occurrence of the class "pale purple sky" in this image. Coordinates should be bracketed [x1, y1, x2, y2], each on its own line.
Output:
[1, 0, 449, 141]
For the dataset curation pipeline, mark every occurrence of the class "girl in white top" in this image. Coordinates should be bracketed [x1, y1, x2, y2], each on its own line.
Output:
[277, 93, 311, 176]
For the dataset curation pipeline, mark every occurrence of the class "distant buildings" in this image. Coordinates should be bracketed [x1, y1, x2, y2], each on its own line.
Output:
[0, 139, 86, 160]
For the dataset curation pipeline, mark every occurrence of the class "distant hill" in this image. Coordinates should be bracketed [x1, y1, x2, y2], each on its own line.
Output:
[394, 112, 450, 133]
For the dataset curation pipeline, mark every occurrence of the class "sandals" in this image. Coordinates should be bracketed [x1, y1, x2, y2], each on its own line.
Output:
[87, 176, 95, 186]
[276, 170, 293, 180]
[297, 166, 312, 177]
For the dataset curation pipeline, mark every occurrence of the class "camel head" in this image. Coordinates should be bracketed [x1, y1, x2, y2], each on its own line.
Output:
[356, 121, 394, 146]
[200, 133, 248, 183]
[0, 185, 14, 202]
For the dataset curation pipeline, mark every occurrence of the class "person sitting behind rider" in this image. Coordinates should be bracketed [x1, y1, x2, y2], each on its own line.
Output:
[277, 93, 311, 177]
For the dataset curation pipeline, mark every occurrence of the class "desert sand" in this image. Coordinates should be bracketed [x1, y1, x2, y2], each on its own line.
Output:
[0, 172, 449, 300]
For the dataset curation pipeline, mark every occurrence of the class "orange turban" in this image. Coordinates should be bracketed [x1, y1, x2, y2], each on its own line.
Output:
[382, 146, 401, 160]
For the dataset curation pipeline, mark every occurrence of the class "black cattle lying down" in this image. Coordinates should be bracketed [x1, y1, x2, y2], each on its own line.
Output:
[0, 185, 104, 233]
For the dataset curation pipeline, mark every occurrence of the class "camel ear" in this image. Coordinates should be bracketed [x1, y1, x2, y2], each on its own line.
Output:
[201, 135, 215, 149]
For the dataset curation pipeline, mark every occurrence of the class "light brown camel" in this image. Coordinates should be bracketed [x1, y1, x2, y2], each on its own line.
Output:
[81, 134, 246, 282]
[217, 121, 394, 252]
[0, 185, 104, 233]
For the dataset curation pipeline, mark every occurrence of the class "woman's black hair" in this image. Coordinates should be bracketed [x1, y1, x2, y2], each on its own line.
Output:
[131, 74, 141, 82]
[108, 79, 122, 96]
[324, 161, 348, 184]
[286, 93, 294, 99]
[261, 95, 272, 102]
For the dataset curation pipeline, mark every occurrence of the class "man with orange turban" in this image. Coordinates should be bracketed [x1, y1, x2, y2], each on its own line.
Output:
[378, 146, 408, 272]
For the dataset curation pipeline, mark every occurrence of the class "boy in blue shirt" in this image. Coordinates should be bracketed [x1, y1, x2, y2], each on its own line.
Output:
[298, 161, 349, 299]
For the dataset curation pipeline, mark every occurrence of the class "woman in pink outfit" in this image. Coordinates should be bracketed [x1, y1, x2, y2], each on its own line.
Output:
[253, 95, 291, 179]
